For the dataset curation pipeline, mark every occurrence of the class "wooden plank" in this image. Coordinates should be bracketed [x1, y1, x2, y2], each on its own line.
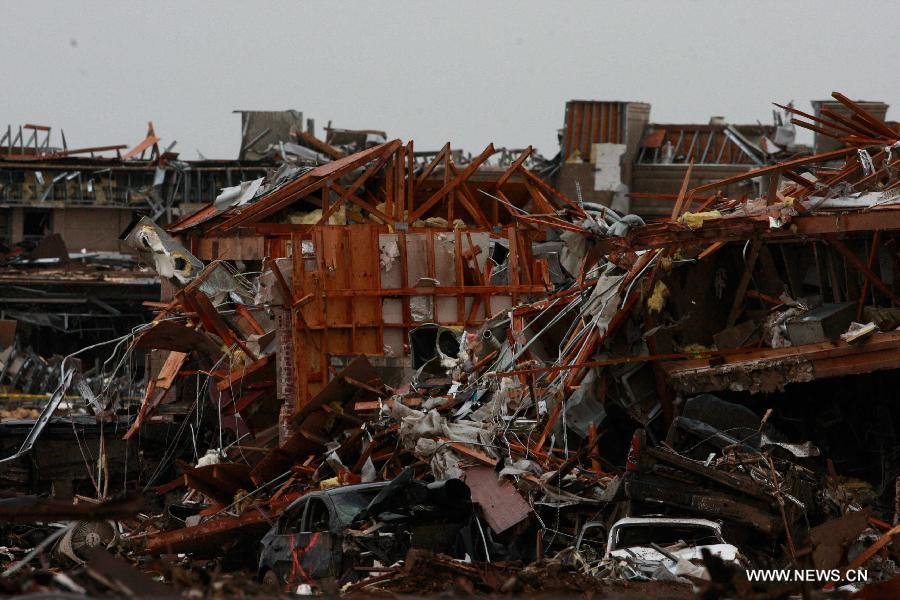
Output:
[317, 142, 400, 224]
[182, 289, 256, 360]
[455, 229, 465, 326]
[517, 164, 587, 218]
[265, 257, 294, 305]
[692, 147, 858, 199]
[329, 182, 393, 223]
[831, 92, 899, 139]
[409, 144, 495, 222]
[384, 153, 394, 221]
[406, 140, 415, 217]
[415, 142, 450, 186]
[670, 159, 694, 219]
[857, 231, 882, 321]
[323, 227, 352, 381]
[215, 355, 274, 391]
[398, 231, 412, 354]
[395, 144, 405, 222]
[235, 304, 266, 336]
[122, 122, 161, 160]
[821, 107, 883, 138]
[495, 146, 532, 189]
[827, 524, 900, 590]
[446, 160, 492, 228]
[292, 231, 310, 409]
[774, 102, 862, 138]
[827, 234, 900, 305]
[726, 240, 762, 327]
[157, 351, 188, 389]
[217, 140, 400, 231]
[293, 130, 345, 159]
[348, 224, 381, 355]
[520, 180, 555, 214]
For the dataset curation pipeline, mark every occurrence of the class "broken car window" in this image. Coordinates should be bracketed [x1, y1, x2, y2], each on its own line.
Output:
[304, 498, 331, 532]
[280, 501, 306, 534]
[614, 525, 721, 549]
[330, 489, 383, 527]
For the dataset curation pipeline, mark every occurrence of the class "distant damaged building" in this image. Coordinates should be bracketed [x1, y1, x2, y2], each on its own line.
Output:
[552, 98, 822, 219]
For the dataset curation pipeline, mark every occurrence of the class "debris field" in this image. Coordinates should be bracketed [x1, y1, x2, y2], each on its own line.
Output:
[2, 92, 900, 598]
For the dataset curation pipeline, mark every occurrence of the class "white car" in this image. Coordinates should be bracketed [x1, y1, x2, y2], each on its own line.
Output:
[594, 517, 747, 580]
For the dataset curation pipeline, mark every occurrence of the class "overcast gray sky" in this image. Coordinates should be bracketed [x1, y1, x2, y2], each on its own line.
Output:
[3, 1, 899, 159]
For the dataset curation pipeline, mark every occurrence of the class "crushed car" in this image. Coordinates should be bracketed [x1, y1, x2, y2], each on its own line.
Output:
[257, 469, 478, 591]
[601, 516, 748, 581]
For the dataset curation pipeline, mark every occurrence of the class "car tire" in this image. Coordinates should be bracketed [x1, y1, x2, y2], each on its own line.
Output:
[262, 569, 282, 590]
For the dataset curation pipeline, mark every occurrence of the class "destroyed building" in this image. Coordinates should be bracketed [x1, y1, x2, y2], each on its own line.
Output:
[0, 113, 368, 394]
[549, 98, 858, 220]
[0, 122, 277, 250]
[3, 92, 900, 597]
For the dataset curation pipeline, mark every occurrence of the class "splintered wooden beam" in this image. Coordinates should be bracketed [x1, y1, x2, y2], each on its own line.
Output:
[781, 169, 815, 190]
[831, 92, 899, 140]
[521, 179, 556, 214]
[824, 524, 900, 591]
[827, 234, 900, 306]
[774, 102, 860, 137]
[820, 106, 881, 138]
[409, 144, 495, 221]
[406, 140, 415, 216]
[446, 160, 492, 228]
[235, 304, 266, 336]
[329, 182, 393, 223]
[516, 214, 589, 235]
[766, 168, 781, 205]
[216, 355, 274, 391]
[697, 241, 727, 260]
[726, 240, 762, 327]
[216, 140, 400, 232]
[790, 118, 846, 142]
[317, 142, 400, 224]
[122, 121, 161, 160]
[415, 142, 450, 187]
[857, 231, 882, 321]
[265, 257, 295, 306]
[293, 130, 345, 159]
[692, 146, 860, 211]
[670, 159, 694, 219]
[43, 144, 129, 159]
[517, 164, 588, 219]
[496, 146, 532, 190]
[183, 289, 257, 361]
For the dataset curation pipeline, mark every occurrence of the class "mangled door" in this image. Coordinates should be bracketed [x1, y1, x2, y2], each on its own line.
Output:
[287, 497, 338, 585]
[265, 499, 306, 586]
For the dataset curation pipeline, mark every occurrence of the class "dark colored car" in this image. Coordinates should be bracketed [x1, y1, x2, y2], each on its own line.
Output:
[258, 471, 475, 591]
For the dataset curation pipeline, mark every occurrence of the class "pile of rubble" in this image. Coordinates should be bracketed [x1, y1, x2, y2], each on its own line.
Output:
[2, 91, 900, 597]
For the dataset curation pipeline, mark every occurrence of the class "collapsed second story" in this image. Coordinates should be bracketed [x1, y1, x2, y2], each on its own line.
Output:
[0, 114, 385, 253]
[0, 122, 275, 253]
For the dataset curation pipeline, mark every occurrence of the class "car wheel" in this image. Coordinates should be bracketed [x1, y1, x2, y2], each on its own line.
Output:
[262, 569, 282, 590]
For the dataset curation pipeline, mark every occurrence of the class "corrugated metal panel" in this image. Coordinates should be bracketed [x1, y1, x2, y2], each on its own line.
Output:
[562, 101, 627, 161]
